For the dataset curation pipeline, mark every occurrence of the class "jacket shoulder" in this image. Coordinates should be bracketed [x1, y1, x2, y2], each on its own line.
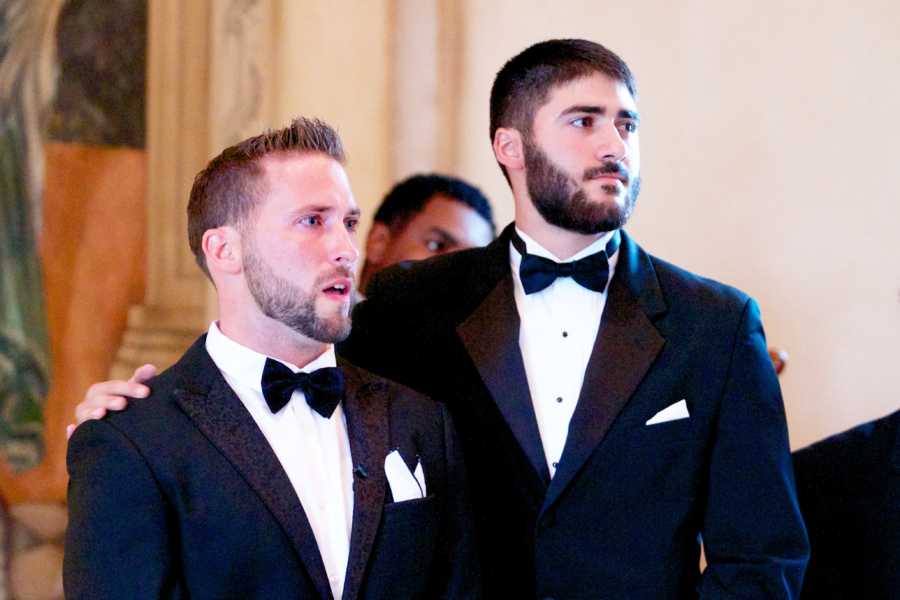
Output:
[616, 231, 755, 325]
[364, 245, 496, 313]
[98, 342, 210, 441]
[794, 409, 900, 484]
[651, 254, 751, 309]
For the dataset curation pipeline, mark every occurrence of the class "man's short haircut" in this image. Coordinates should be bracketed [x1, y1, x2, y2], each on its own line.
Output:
[187, 117, 345, 277]
[373, 173, 496, 235]
[489, 38, 636, 181]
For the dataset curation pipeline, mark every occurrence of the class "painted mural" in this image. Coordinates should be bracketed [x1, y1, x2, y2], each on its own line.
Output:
[0, 0, 146, 476]
[0, 0, 61, 471]
[49, 0, 146, 148]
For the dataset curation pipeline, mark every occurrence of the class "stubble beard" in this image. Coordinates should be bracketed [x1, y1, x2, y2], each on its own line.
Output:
[523, 137, 640, 235]
[243, 241, 353, 344]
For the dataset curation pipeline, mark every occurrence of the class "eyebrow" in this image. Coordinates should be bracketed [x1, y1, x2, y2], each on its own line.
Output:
[288, 205, 362, 220]
[560, 105, 640, 122]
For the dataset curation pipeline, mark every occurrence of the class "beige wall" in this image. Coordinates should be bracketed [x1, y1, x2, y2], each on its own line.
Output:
[450, 1, 900, 447]
[274, 0, 392, 242]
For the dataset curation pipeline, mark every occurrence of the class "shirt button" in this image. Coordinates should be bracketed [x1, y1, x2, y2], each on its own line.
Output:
[556, 396, 563, 403]
[552, 461, 558, 468]
[562, 330, 568, 338]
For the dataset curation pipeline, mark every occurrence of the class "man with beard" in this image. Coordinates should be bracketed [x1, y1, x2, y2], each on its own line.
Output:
[73, 40, 807, 598]
[64, 118, 478, 599]
[343, 39, 809, 598]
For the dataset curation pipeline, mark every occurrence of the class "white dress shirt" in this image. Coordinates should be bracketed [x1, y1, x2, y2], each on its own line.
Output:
[510, 228, 619, 478]
[205, 322, 354, 599]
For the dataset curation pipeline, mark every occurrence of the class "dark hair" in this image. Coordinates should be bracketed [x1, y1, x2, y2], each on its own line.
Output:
[187, 117, 345, 277]
[373, 173, 496, 235]
[489, 39, 636, 180]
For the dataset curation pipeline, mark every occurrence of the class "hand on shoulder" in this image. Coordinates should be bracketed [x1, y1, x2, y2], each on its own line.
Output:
[66, 364, 158, 439]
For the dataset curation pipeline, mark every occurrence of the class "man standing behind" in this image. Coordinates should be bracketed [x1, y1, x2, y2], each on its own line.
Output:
[64, 118, 477, 599]
[360, 173, 495, 292]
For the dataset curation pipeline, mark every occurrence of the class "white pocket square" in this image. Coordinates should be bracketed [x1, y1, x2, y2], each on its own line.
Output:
[645, 399, 690, 425]
[384, 449, 427, 502]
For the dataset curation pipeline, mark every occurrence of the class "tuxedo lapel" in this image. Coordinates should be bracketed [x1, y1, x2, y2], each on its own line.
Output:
[543, 233, 666, 512]
[457, 229, 551, 487]
[172, 340, 333, 599]
[339, 363, 390, 600]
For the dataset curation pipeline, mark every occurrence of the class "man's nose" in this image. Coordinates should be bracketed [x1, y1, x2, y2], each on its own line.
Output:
[331, 225, 360, 265]
[594, 120, 627, 162]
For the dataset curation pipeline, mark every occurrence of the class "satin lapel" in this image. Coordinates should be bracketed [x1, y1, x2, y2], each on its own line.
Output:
[339, 363, 390, 600]
[457, 274, 551, 486]
[543, 234, 666, 512]
[173, 349, 333, 600]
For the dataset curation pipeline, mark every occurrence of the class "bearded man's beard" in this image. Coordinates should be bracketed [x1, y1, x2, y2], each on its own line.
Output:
[523, 138, 640, 234]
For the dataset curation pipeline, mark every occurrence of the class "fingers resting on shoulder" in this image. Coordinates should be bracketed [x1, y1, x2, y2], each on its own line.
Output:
[68, 364, 159, 438]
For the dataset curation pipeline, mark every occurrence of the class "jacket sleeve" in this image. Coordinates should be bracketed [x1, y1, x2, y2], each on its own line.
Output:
[433, 404, 482, 599]
[64, 419, 181, 599]
[698, 298, 810, 599]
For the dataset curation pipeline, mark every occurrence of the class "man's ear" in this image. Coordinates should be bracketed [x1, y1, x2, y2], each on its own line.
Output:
[493, 127, 525, 172]
[202, 226, 243, 276]
[365, 222, 392, 266]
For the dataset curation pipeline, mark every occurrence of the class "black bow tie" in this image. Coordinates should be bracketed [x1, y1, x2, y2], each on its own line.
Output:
[261, 358, 344, 418]
[511, 231, 620, 295]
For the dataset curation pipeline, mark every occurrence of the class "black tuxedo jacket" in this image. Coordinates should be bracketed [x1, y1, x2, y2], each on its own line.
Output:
[64, 337, 478, 599]
[793, 409, 900, 599]
[341, 225, 809, 599]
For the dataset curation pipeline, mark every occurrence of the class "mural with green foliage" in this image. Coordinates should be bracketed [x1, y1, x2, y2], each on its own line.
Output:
[0, 0, 62, 470]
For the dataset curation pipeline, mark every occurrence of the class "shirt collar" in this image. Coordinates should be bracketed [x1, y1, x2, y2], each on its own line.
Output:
[205, 321, 337, 393]
[512, 226, 616, 263]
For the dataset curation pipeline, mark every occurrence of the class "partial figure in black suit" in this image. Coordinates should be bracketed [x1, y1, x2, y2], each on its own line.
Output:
[793, 409, 900, 599]
[64, 119, 478, 599]
[341, 39, 809, 599]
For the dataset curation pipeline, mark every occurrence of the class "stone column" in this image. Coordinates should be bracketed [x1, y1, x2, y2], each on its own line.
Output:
[110, 0, 276, 379]
[114, 0, 403, 376]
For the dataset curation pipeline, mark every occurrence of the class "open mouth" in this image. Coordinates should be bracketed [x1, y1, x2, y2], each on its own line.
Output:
[322, 279, 353, 298]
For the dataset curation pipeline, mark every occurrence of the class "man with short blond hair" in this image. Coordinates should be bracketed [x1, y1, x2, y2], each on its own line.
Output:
[64, 118, 477, 599]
